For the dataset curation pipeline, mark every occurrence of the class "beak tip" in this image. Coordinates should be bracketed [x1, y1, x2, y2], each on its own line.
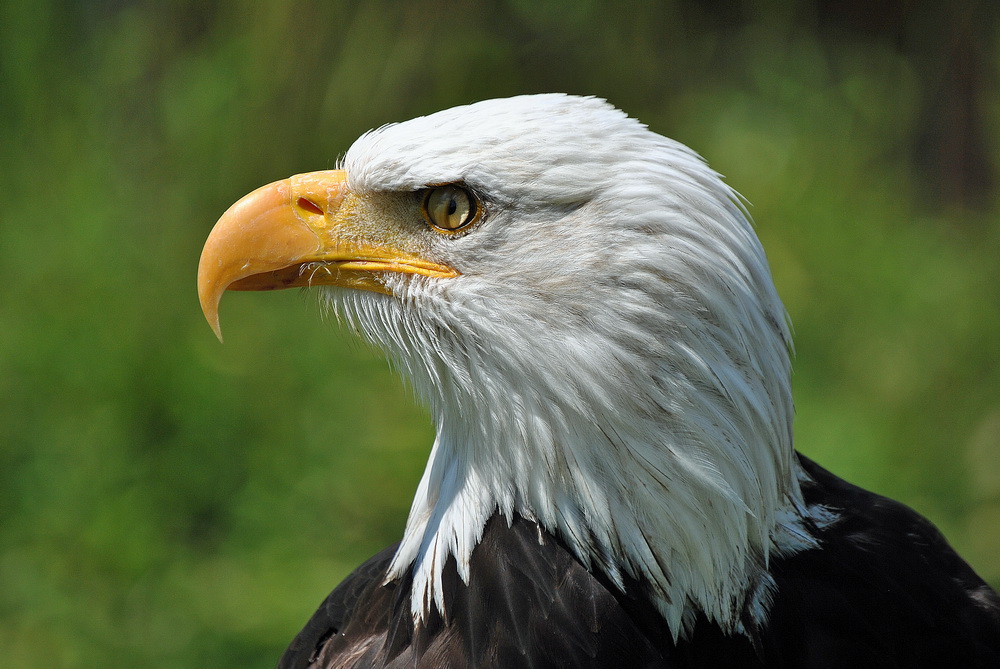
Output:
[198, 275, 226, 343]
[210, 319, 224, 343]
[201, 300, 225, 343]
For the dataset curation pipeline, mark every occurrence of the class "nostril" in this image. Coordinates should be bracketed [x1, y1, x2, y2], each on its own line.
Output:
[297, 197, 324, 216]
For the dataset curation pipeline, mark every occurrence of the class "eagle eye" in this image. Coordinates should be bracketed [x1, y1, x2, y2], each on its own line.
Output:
[422, 185, 480, 232]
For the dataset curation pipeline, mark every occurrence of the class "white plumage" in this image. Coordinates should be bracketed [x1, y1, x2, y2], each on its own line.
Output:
[329, 94, 812, 637]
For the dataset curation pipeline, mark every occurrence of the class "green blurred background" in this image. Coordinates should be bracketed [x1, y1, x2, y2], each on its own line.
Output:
[1, 1, 998, 666]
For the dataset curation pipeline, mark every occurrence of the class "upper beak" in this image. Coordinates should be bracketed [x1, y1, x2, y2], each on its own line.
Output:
[197, 170, 458, 341]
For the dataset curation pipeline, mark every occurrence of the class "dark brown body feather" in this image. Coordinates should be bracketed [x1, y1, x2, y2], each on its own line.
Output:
[279, 456, 1000, 668]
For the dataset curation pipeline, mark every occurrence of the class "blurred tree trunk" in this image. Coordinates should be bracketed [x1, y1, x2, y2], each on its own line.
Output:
[814, 0, 998, 211]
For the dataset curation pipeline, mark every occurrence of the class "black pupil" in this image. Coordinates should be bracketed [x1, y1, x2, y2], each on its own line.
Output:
[447, 198, 457, 216]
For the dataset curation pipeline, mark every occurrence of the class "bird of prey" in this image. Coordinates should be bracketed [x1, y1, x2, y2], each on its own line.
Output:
[198, 94, 1000, 668]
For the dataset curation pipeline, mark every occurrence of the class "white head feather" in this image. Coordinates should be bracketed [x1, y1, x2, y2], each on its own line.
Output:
[326, 94, 814, 639]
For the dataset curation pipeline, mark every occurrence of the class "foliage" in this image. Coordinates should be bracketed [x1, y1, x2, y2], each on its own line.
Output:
[0, 1, 997, 666]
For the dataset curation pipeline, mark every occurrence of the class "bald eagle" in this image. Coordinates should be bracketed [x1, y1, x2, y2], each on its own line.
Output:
[198, 95, 1000, 668]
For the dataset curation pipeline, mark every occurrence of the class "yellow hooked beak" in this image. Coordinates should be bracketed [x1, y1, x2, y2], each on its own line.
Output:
[197, 170, 458, 341]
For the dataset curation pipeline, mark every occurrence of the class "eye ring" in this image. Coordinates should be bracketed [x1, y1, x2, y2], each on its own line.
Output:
[421, 184, 481, 233]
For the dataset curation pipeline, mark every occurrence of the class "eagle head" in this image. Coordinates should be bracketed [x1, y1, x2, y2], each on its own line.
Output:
[198, 94, 810, 638]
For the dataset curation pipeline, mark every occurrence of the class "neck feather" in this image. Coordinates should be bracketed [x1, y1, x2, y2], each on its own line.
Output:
[327, 267, 815, 639]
